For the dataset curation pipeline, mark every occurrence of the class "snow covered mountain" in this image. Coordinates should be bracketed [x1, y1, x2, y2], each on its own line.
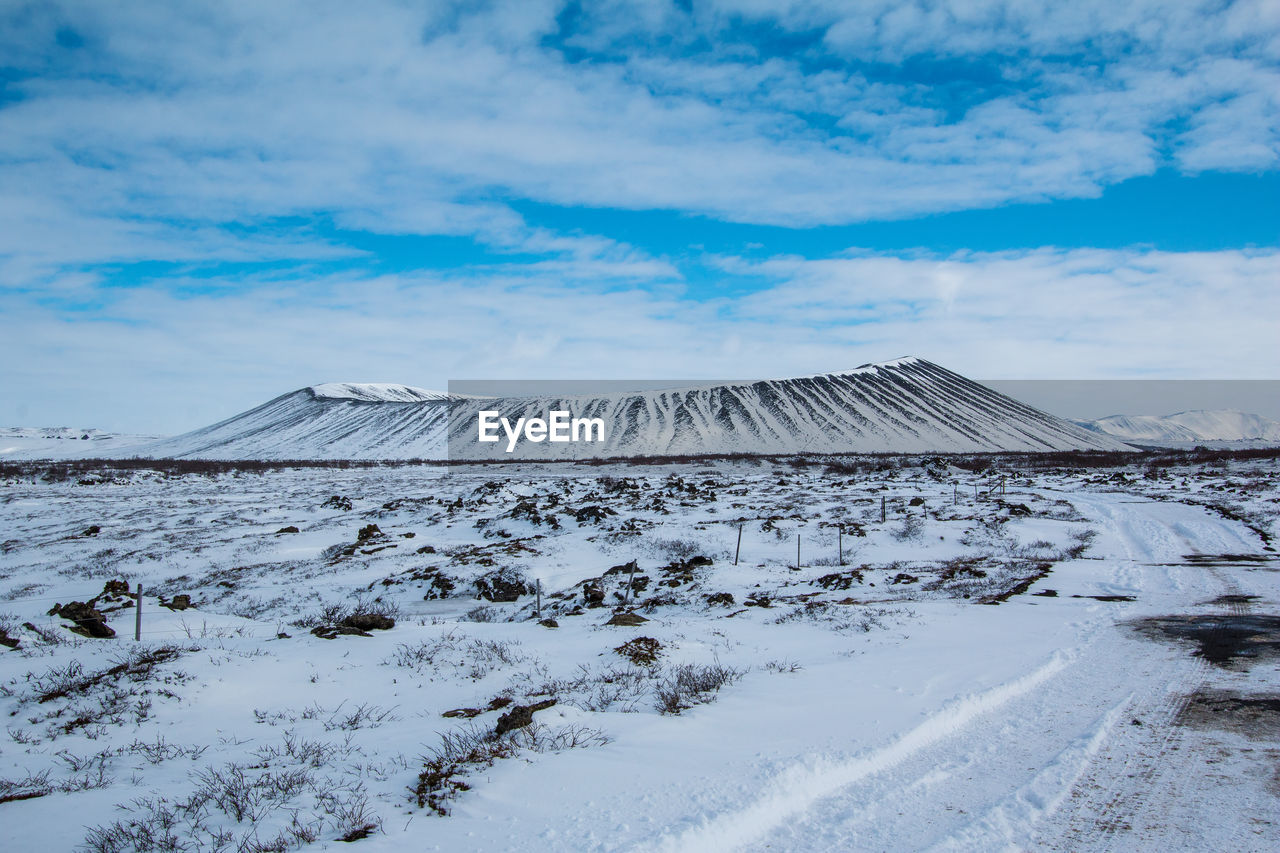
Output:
[1073, 410, 1280, 445]
[141, 383, 454, 460]
[0, 427, 158, 460]
[140, 358, 1133, 460]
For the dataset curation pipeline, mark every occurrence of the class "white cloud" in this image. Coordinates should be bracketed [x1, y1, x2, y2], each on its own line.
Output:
[0, 0, 1275, 287]
[0, 2, 1275, 431]
[2, 247, 1275, 432]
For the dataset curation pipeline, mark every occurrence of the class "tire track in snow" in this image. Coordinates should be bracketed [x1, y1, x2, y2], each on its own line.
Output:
[634, 651, 1074, 853]
[1044, 655, 1209, 852]
[924, 698, 1129, 852]
[1033, 495, 1262, 850]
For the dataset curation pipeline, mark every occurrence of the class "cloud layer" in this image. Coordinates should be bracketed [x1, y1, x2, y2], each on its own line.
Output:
[1, 2, 1277, 429]
[2, 1, 1277, 275]
[4, 247, 1276, 433]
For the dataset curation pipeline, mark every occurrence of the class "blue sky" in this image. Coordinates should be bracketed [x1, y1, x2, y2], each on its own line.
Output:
[1, 1, 1278, 432]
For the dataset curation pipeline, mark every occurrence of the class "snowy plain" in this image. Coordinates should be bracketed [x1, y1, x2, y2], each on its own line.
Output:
[1, 454, 1277, 851]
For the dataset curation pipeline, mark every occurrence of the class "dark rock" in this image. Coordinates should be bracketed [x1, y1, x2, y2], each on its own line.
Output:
[493, 699, 556, 736]
[605, 612, 649, 626]
[571, 505, 617, 525]
[604, 559, 639, 576]
[0, 627, 18, 649]
[890, 573, 919, 585]
[342, 612, 395, 631]
[322, 495, 353, 511]
[416, 544, 437, 554]
[96, 579, 132, 602]
[48, 601, 115, 638]
[442, 707, 484, 719]
[705, 592, 735, 607]
[583, 581, 605, 607]
[659, 555, 712, 586]
[614, 636, 662, 666]
[538, 618, 559, 628]
[161, 594, 192, 611]
[311, 624, 371, 639]
[356, 524, 383, 543]
[814, 571, 864, 590]
[424, 573, 456, 599]
[908, 497, 925, 506]
[80, 525, 101, 537]
[474, 571, 530, 603]
[276, 525, 300, 534]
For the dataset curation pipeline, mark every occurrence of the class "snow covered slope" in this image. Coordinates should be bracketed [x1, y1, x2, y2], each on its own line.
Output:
[1074, 410, 1280, 445]
[141, 385, 455, 460]
[139, 358, 1133, 460]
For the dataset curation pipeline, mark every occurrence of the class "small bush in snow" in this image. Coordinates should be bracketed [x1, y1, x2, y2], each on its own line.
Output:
[292, 595, 400, 631]
[414, 721, 608, 816]
[1063, 527, 1098, 559]
[386, 633, 526, 680]
[648, 537, 703, 559]
[763, 659, 803, 674]
[462, 605, 496, 623]
[81, 755, 379, 852]
[655, 662, 744, 715]
[614, 636, 663, 667]
[322, 702, 398, 731]
[892, 513, 925, 542]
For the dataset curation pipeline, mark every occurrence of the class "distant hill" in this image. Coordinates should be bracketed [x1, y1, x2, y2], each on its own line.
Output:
[133, 357, 1133, 460]
[0, 427, 158, 460]
[1073, 410, 1280, 445]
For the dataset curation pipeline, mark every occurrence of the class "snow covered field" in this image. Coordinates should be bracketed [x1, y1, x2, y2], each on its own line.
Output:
[1, 454, 1277, 851]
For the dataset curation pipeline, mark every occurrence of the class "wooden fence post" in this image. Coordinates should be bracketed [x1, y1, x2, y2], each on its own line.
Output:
[134, 583, 142, 641]
[734, 524, 743, 566]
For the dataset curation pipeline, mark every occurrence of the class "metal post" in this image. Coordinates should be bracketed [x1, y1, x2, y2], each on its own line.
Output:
[734, 524, 742, 566]
[536, 579, 542, 616]
[625, 562, 637, 601]
[838, 528, 843, 565]
[954, 483, 957, 505]
[134, 583, 142, 641]
[796, 533, 801, 570]
[881, 496, 886, 523]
